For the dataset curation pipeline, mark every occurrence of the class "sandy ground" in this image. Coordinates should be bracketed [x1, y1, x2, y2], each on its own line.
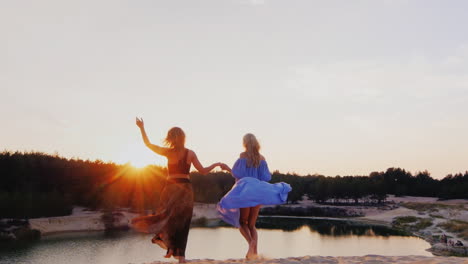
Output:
[144, 255, 468, 264]
[29, 204, 215, 235]
[369, 195, 468, 221]
[359, 196, 468, 246]
[29, 204, 218, 235]
[29, 207, 138, 235]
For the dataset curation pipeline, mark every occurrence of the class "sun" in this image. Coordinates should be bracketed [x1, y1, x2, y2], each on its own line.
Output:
[114, 142, 165, 168]
[129, 159, 151, 169]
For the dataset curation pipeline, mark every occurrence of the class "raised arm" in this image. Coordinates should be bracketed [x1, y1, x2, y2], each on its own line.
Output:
[190, 150, 221, 175]
[136, 117, 169, 156]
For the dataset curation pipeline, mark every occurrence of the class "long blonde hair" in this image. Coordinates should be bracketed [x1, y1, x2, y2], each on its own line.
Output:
[243, 133, 261, 167]
[164, 127, 186, 151]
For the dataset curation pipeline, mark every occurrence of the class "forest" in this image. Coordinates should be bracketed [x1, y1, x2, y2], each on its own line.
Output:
[0, 151, 467, 219]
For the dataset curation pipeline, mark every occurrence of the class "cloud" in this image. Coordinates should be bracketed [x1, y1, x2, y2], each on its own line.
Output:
[249, 0, 266, 5]
[275, 45, 468, 140]
[236, 0, 267, 6]
[285, 46, 468, 107]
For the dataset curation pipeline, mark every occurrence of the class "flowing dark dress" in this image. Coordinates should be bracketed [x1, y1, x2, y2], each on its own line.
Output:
[132, 149, 193, 257]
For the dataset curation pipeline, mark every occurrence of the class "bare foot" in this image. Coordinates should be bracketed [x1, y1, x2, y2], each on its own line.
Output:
[164, 249, 173, 258]
[246, 240, 257, 259]
[246, 253, 258, 260]
[151, 234, 168, 250]
[178, 256, 187, 263]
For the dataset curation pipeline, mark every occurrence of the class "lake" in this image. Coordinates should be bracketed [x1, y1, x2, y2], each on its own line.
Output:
[0, 217, 432, 264]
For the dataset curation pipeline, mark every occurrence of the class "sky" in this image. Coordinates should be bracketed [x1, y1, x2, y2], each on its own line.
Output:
[1, 0, 467, 178]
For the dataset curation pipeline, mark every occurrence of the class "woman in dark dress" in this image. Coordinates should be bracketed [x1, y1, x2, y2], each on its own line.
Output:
[132, 117, 222, 263]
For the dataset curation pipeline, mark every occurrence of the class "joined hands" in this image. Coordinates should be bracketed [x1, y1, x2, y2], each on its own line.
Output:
[218, 163, 230, 171]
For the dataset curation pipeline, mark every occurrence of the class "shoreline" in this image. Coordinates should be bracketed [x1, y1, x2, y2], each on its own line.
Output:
[356, 196, 468, 256]
[28, 208, 139, 236]
[2, 196, 467, 259]
[258, 214, 392, 227]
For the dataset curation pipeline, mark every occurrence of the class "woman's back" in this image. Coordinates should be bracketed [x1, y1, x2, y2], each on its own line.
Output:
[232, 153, 271, 182]
[166, 148, 191, 176]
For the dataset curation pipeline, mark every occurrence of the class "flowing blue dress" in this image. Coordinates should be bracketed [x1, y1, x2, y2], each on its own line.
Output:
[217, 158, 292, 227]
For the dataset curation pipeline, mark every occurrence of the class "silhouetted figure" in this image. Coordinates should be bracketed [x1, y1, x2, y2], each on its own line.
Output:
[131, 117, 222, 263]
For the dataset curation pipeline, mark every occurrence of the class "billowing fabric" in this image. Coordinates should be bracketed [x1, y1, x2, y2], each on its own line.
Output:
[132, 178, 193, 257]
[231, 158, 272, 181]
[217, 158, 292, 227]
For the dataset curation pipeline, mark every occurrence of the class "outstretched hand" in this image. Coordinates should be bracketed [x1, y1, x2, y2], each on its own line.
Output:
[219, 163, 231, 171]
[136, 117, 144, 129]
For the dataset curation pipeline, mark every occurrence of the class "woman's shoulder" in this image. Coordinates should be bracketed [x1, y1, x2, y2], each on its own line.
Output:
[188, 148, 198, 157]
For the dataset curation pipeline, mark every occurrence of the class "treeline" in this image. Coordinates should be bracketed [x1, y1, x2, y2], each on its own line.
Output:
[270, 167, 468, 204]
[0, 151, 467, 219]
[0, 151, 233, 218]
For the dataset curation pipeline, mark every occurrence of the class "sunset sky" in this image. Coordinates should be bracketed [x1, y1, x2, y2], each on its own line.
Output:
[1, 0, 467, 178]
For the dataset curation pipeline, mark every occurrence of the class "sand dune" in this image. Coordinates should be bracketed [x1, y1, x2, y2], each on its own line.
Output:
[145, 255, 468, 264]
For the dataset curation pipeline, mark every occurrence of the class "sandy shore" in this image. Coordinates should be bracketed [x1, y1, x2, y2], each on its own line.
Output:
[144, 255, 468, 264]
[28, 204, 216, 235]
[359, 196, 468, 256]
[29, 207, 139, 235]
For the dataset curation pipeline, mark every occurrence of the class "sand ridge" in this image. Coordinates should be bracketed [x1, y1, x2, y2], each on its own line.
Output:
[144, 255, 468, 264]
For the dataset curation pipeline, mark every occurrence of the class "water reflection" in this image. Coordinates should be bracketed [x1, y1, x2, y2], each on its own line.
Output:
[0, 218, 431, 264]
[256, 217, 410, 237]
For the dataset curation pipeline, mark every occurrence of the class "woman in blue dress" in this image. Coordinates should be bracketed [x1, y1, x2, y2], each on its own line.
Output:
[218, 133, 291, 259]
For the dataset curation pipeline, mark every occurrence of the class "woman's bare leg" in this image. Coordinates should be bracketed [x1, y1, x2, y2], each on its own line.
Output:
[248, 205, 261, 256]
[239, 207, 252, 243]
[239, 207, 254, 258]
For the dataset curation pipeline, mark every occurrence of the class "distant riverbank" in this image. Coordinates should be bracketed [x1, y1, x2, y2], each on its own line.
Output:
[1, 196, 467, 257]
[0, 203, 217, 240]
[259, 195, 468, 256]
[194, 195, 468, 257]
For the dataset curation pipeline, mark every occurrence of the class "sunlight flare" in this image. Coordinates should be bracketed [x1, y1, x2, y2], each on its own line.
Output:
[114, 142, 165, 168]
